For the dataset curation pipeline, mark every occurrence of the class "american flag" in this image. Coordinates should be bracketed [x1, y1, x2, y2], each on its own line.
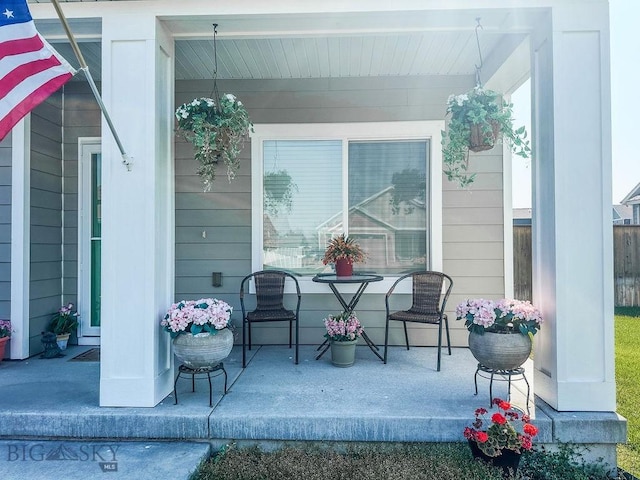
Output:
[0, 0, 75, 141]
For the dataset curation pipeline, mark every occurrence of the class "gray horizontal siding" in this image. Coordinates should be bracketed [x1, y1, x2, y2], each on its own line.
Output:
[30, 93, 64, 356]
[175, 75, 504, 348]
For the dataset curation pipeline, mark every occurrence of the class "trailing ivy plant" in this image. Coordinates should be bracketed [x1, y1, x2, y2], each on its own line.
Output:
[442, 86, 531, 187]
[175, 95, 253, 191]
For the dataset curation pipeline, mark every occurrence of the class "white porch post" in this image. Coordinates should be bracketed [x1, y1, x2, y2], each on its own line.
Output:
[532, 4, 615, 411]
[99, 14, 175, 407]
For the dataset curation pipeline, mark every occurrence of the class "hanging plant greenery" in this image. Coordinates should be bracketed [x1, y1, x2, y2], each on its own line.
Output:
[175, 95, 253, 191]
[264, 170, 298, 216]
[441, 86, 531, 187]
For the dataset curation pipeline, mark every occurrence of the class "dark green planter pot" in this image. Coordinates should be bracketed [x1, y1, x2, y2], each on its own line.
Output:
[468, 440, 521, 477]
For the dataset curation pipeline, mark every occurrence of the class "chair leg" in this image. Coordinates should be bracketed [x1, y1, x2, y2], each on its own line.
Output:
[289, 320, 293, 348]
[242, 318, 246, 368]
[248, 322, 252, 350]
[444, 316, 452, 355]
[383, 317, 390, 364]
[403, 321, 410, 350]
[294, 320, 299, 365]
[436, 320, 443, 372]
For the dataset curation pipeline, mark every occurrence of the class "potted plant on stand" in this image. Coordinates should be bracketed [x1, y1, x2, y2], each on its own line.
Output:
[0, 319, 11, 363]
[464, 397, 539, 477]
[442, 86, 531, 187]
[175, 95, 253, 191]
[48, 303, 78, 351]
[161, 298, 234, 369]
[322, 234, 366, 277]
[456, 298, 543, 370]
[323, 312, 363, 367]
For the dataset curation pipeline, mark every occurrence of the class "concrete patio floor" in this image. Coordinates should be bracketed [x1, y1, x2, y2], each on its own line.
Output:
[0, 343, 624, 463]
[0, 344, 545, 443]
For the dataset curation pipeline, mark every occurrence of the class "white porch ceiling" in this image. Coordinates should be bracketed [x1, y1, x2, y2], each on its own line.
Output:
[28, 1, 538, 84]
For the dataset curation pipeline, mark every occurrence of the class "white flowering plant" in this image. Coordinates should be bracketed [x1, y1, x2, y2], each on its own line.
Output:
[161, 298, 233, 339]
[456, 298, 543, 336]
[323, 312, 363, 342]
[175, 95, 253, 190]
[442, 86, 530, 187]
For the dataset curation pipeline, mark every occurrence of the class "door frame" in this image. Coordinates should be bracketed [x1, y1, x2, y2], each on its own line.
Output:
[77, 137, 101, 343]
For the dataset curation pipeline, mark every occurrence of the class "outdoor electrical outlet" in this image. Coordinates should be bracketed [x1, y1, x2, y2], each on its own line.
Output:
[212, 272, 222, 287]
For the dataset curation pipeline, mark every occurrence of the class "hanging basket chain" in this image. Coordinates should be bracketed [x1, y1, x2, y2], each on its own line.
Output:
[210, 23, 221, 114]
[474, 18, 484, 88]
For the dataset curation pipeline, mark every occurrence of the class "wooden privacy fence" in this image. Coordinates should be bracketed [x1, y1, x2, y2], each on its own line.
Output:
[513, 225, 640, 307]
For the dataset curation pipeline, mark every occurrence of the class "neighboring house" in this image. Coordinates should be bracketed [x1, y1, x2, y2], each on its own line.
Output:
[621, 182, 640, 224]
[513, 208, 532, 226]
[1, 1, 618, 457]
[613, 204, 633, 225]
[514, 206, 633, 225]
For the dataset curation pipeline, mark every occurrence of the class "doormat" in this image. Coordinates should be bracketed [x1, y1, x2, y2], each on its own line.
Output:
[69, 348, 100, 362]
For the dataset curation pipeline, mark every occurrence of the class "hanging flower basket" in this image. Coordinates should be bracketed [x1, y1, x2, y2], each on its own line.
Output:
[469, 120, 500, 152]
[175, 95, 253, 191]
[442, 87, 531, 187]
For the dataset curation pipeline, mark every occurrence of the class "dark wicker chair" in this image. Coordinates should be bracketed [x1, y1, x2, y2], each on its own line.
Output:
[383, 271, 453, 371]
[240, 270, 301, 368]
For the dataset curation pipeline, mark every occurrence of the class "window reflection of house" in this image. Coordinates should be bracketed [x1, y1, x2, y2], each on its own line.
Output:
[317, 186, 427, 275]
[257, 133, 430, 276]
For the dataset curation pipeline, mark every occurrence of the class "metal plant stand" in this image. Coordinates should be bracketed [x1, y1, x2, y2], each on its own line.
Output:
[474, 364, 531, 415]
[173, 363, 227, 407]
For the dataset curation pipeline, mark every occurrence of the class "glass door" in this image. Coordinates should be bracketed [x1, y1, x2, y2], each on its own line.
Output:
[78, 140, 101, 339]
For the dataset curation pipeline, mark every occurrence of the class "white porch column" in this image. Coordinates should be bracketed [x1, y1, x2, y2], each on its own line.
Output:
[532, 4, 615, 411]
[99, 15, 175, 407]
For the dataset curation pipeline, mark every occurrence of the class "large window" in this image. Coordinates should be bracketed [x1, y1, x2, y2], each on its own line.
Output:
[251, 122, 443, 288]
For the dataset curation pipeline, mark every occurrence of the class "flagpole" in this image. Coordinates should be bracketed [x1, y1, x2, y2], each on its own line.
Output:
[50, 0, 133, 171]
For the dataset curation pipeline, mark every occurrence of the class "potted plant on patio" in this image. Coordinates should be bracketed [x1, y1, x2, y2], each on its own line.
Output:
[442, 86, 531, 187]
[456, 298, 543, 370]
[464, 397, 539, 477]
[322, 234, 366, 276]
[0, 319, 11, 362]
[323, 311, 363, 367]
[175, 95, 253, 191]
[161, 298, 234, 369]
[48, 303, 78, 351]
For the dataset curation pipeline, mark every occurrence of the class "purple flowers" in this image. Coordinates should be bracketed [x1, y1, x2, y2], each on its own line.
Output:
[161, 298, 232, 338]
[456, 298, 543, 336]
[324, 312, 363, 342]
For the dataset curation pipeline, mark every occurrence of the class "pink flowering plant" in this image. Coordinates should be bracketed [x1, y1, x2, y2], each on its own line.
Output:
[456, 298, 543, 336]
[48, 303, 79, 335]
[464, 398, 539, 457]
[0, 319, 11, 338]
[161, 298, 233, 339]
[323, 312, 363, 342]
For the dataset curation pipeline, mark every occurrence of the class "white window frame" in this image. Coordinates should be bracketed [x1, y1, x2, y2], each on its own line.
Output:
[250, 121, 443, 294]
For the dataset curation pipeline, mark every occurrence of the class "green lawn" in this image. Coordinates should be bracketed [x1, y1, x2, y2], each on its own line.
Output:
[616, 308, 640, 477]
